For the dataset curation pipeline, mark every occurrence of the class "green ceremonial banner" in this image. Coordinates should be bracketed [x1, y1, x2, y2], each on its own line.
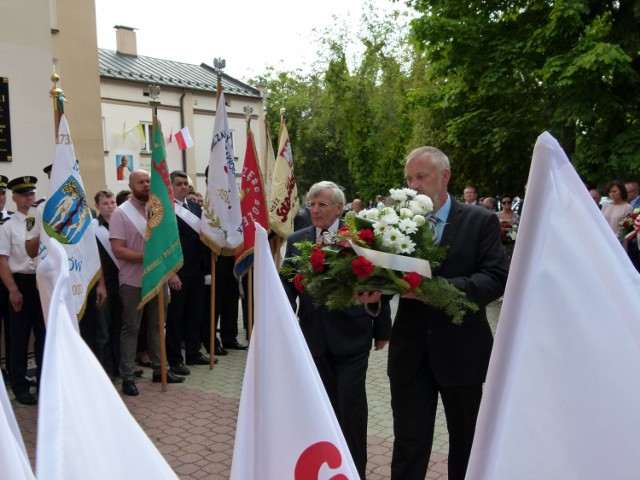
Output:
[140, 118, 183, 308]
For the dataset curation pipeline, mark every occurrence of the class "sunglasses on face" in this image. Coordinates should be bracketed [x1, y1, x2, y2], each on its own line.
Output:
[502, 201, 512, 204]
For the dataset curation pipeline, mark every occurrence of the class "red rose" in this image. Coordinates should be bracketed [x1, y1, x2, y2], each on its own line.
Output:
[310, 247, 326, 272]
[338, 226, 352, 237]
[351, 256, 374, 278]
[293, 274, 306, 293]
[358, 228, 375, 245]
[402, 272, 422, 291]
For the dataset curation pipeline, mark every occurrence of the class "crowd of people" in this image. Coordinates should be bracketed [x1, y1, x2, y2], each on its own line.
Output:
[0, 167, 247, 404]
[3, 152, 640, 480]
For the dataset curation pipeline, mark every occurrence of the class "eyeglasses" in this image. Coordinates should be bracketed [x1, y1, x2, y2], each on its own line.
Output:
[502, 201, 512, 205]
[307, 201, 334, 210]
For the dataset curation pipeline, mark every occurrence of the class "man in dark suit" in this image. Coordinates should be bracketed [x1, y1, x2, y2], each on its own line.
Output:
[282, 181, 392, 479]
[389, 147, 508, 480]
[166, 171, 211, 374]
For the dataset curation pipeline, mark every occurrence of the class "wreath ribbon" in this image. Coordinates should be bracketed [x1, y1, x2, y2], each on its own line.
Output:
[348, 241, 432, 278]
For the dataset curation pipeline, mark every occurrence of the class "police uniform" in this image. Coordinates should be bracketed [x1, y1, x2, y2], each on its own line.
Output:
[0, 175, 12, 380]
[0, 176, 46, 405]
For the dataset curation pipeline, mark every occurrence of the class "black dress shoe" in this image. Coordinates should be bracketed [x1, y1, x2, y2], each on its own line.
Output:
[214, 344, 228, 356]
[222, 339, 248, 350]
[122, 380, 139, 396]
[186, 353, 214, 365]
[15, 392, 37, 405]
[170, 363, 191, 375]
[153, 369, 185, 383]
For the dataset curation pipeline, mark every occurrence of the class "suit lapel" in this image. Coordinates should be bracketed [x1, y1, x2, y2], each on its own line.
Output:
[441, 198, 462, 247]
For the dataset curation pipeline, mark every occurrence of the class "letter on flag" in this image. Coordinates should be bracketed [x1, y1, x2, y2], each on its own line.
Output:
[230, 224, 359, 479]
[467, 132, 640, 480]
[42, 113, 101, 318]
[268, 119, 299, 239]
[234, 127, 268, 279]
[140, 119, 183, 307]
[200, 91, 243, 254]
[174, 126, 193, 150]
[35, 234, 179, 480]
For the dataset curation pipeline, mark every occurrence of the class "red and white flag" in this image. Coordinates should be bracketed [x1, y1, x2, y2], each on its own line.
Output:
[467, 132, 640, 480]
[268, 119, 299, 239]
[230, 224, 359, 479]
[174, 126, 193, 150]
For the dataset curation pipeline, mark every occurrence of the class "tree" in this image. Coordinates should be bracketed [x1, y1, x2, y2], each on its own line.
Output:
[403, 0, 640, 194]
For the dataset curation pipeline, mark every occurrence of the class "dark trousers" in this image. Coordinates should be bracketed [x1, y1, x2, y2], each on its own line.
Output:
[0, 282, 11, 371]
[166, 274, 204, 365]
[314, 350, 370, 479]
[79, 284, 100, 358]
[9, 274, 46, 395]
[215, 256, 240, 344]
[96, 285, 122, 375]
[390, 354, 483, 480]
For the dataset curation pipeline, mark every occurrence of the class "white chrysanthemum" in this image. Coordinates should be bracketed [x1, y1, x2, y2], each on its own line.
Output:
[379, 207, 399, 225]
[373, 220, 391, 236]
[389, 188, 408, 202]
[408, 200, 426, 216]
[403, 188, 417, 198]
[413, 215, 426, 227]
[415, 194, 434, 214]
[382, 227, 402, 249]
[360, 208, 380, 221]
[399, 207, 414, 219]
[398, 218, 418, 235]
[397, 235, 416, 254]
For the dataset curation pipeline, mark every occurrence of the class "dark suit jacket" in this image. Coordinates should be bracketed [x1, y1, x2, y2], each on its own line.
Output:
[282, 225, 391, 356]
[388, 197, 508, 387]
[175, 199, 207, 277]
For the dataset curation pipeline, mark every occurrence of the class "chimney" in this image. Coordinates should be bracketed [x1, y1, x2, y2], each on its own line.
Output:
[114, 25, 138, 56]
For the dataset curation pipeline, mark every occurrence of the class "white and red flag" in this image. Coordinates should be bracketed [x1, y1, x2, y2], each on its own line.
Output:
[174, 126, 193, 150]
[230, 224, 359, 479]
[467, 132, 640, 480]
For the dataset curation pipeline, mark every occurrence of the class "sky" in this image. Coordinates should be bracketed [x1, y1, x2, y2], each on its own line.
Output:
[94, 0, 412, 82]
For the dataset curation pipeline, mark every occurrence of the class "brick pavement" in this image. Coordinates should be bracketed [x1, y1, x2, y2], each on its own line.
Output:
[8, 300, 501, 479]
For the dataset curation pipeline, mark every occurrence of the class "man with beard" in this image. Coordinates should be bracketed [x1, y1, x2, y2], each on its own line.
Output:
[109, 170, 184, 396]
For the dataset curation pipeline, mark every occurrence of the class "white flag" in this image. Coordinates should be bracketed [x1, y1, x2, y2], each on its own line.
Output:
[35, 234, 178, 480]
[467, 132, 640, 480]
[42, 113, 101, 318]
[200, 92, 243, 254]
[0, 381, 35, 480]
[230, 224, 359, 479]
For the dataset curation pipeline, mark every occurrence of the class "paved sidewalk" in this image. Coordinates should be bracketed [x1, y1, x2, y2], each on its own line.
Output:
[10, 301, 501, 479]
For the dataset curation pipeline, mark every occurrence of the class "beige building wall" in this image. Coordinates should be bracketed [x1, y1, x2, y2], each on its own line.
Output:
[51, 0, 105, 199]
[0, 1, 56, 203]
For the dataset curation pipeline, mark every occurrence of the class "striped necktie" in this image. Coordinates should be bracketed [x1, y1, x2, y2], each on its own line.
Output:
[428, 215, 439, 244]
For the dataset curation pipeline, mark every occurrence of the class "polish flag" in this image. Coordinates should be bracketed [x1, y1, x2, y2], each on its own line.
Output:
[175, 127, 193, 150]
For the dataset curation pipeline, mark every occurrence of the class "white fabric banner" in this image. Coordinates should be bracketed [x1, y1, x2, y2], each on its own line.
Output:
[35, 234, 179, 480]
[41, 114, 101, 318]
[268, 121, 299, 239]
[200, 91, 243, 254]
[230, 224, 359, 479]
[467, 132, 640, 480]
[349, 240, 432, 278]
[0, 380, 35, 480]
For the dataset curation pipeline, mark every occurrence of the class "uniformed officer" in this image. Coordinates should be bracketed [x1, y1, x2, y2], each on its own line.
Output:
[0, 175, 12, 382]
[0, 176, 46, 405]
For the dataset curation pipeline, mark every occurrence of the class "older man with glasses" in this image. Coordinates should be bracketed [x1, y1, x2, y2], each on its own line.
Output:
[281, 180, 392, 479]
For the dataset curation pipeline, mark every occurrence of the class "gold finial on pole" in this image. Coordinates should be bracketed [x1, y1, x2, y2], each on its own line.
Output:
[50, 66, 66, 137]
